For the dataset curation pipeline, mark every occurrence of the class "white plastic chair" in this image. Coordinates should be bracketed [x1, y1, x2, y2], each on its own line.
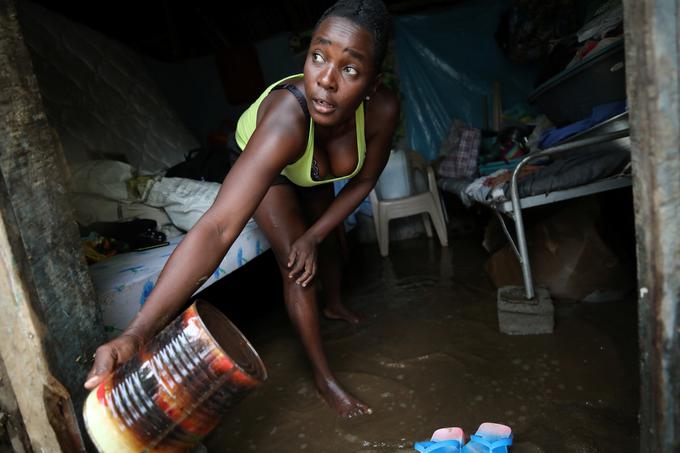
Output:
[370, 149, 448, 257]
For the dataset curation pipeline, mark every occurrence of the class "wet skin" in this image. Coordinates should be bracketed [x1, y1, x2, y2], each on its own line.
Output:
[85, 16, 399, 419]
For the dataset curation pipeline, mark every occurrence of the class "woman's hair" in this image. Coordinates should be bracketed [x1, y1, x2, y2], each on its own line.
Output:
[315, 0, 392, 71]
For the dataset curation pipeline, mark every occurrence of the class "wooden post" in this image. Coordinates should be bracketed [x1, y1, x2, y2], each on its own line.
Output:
[0, 0, 105, 449]
[623, 0, 680, 451]
[0, 171, 76, 451]
[0, 356, 31, 452]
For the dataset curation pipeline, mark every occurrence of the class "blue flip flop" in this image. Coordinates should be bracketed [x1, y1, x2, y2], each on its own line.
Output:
[461, 423, 513, 453]
[414, 427, 465, 452]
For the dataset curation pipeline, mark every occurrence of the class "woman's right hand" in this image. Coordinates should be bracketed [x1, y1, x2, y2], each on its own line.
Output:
[287, 232, 319, 287]
[84, 333, 144, 390]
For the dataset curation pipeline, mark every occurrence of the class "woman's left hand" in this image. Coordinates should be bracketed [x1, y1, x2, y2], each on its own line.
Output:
[287, 233, 319, 287]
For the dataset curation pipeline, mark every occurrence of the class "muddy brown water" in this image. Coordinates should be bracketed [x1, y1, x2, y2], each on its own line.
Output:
[201, 236, 639, 452]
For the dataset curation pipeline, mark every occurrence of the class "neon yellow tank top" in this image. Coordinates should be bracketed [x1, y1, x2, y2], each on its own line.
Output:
[235, 74, 366, 187]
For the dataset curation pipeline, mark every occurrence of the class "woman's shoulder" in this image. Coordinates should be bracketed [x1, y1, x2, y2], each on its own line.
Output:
[367, 85, 399, 118]
[256, 79, 309, 138]
[257, 76, 306, 117]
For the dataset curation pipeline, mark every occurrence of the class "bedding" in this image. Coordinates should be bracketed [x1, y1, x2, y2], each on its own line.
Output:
[499, 147, 629, 201]
[439, 147, 629, 207]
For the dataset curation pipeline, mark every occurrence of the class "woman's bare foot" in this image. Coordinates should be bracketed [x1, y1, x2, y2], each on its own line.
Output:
[316, 377, 372, 418]
[323, 304, 362, 326]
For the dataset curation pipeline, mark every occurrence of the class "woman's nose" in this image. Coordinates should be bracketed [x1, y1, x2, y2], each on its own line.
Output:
[317, 67, 337, 92]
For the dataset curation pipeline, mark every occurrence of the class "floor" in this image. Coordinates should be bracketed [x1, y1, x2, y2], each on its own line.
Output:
[200, 231, 640, 452]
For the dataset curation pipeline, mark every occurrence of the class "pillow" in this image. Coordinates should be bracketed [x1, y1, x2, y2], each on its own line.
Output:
[70, 160, 133, 201]
[142, 177, 221, 231]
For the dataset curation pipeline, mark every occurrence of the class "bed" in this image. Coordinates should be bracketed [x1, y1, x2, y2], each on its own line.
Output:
[439, 112, 632, 300]
[89, 218, 269, 335]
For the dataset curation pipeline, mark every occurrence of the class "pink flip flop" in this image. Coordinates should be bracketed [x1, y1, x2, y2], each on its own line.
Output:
[461, 423, 513, 453]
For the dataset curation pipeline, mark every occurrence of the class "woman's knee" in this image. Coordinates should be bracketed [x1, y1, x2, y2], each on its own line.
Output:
[269, 243, 294, 272]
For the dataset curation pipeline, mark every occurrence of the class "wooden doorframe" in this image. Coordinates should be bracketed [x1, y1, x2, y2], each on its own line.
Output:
[623, 0, 680, 451]
[0, 0, 104, 450]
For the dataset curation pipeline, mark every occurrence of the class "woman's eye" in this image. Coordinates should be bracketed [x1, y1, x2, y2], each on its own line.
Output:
[344, 66, 358, 76]
[312, 53, 324, 63]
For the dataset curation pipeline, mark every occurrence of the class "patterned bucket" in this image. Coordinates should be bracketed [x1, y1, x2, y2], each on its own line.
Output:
[83, 300, 267, 452]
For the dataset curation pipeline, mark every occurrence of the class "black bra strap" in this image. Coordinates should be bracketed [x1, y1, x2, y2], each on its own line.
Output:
[272, 83, 310, 122]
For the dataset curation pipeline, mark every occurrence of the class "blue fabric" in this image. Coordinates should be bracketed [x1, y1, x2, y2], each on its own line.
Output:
[394, 0, 539, 161]
[538, 101, 627, 149]
[415, 439, 463, 452]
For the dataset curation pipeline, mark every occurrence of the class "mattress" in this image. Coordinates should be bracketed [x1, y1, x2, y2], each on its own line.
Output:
[89, 218, 270, 336]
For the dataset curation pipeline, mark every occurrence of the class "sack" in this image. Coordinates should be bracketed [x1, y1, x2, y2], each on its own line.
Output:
[438, 119, 465, 157]
[438, 127, 481, 179]
[165, 147, 231, 183]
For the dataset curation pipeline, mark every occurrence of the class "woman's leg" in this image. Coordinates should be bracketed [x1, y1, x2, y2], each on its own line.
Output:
[253, 184, 370, 418]
[298, 184, 361, 325]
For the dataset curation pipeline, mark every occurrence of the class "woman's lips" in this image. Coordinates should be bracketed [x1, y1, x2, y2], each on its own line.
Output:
[312, 98, 336, 114]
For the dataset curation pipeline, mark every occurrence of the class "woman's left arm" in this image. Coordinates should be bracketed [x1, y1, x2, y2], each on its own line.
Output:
[288, 89, 399, 285]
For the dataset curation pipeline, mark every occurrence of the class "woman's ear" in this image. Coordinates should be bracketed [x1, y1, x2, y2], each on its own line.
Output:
[366, 73, 383, 101]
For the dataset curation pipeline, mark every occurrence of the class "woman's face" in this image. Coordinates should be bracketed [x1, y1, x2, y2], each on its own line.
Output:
[303, 16, 377, 127]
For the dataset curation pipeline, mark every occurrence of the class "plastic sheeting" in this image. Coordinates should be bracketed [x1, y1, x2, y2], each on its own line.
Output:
[395, 1, 539, 161]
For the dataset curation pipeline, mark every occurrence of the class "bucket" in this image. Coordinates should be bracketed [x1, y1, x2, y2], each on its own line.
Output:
[83, 300, 267, 452]
[376, 149, 413, 200]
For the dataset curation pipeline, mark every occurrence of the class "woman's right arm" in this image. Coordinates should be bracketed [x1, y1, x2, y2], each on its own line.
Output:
[85, 102, 307, 389]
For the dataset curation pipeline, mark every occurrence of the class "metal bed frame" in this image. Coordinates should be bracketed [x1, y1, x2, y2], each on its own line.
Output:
[491, 129, 632, 300]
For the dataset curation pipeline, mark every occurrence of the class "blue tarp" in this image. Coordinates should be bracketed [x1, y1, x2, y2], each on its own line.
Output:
[395, 1, 539, 161]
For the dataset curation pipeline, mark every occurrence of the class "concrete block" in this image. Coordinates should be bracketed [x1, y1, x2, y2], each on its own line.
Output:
[497, 286, 554, 335]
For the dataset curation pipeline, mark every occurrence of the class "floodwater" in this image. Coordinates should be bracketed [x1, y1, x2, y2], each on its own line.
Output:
[202, 236, 639, 452]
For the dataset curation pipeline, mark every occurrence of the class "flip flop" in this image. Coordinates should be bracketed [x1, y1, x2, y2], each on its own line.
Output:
[414, 427, 465, 452]
[461, 423, 513, 453]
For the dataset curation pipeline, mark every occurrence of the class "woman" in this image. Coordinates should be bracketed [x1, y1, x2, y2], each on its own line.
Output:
[85, 0, 399, 419]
